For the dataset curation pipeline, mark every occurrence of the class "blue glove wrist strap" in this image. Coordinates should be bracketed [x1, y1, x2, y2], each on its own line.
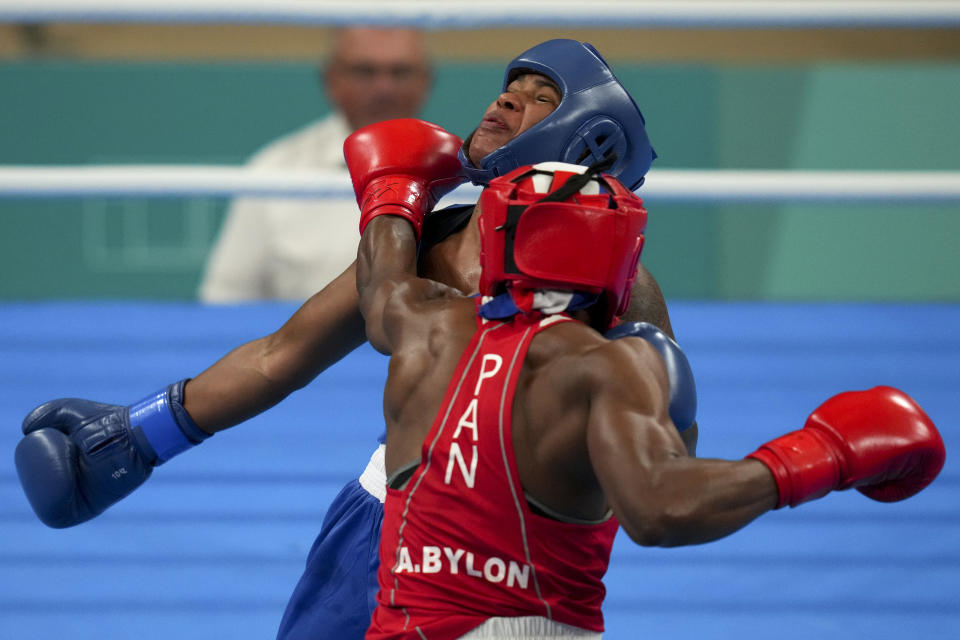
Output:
[128, 379, 210, 465]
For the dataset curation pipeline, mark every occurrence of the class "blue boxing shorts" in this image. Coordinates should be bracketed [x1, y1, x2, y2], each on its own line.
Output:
[276, 445, 386, 640]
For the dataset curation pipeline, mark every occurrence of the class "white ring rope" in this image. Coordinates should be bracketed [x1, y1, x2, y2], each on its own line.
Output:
[1, 166, 959, 204]
[1, 0, 959, 28]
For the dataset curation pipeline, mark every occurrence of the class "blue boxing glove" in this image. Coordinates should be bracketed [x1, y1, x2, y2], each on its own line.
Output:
[605, 322, 697, 432]
[14, 379, 210, 528]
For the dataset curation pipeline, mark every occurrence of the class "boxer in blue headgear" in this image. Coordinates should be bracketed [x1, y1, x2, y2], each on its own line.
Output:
[459, 39, 657, 190]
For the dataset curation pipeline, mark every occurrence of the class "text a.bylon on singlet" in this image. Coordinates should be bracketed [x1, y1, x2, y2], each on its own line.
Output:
[444, 353, 503, 489]
[393, 545, 530, 590]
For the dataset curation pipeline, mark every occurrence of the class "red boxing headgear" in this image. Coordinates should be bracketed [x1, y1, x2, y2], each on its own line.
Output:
[478, 162, 648, 328]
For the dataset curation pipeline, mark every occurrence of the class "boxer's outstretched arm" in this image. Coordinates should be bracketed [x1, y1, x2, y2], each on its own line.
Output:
[16, 263, 368, 528]
[585, 340, 944, 548]
[184, 262, 367, 432]
[584, 338, 776, 547]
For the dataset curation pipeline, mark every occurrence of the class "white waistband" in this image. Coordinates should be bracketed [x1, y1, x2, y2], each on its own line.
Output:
[459, 617, 601, 639]
[358, 444, 387, 503]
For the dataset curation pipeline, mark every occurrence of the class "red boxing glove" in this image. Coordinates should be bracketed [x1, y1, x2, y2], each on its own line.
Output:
[344, 118, 464, 240]
[748, 386, 945, 508]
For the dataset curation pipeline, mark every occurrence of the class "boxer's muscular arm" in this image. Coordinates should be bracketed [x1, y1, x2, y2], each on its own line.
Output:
[585, 344, 943, 542]
[357, 217, 419, 355]
[621, 262, 698, 455]
[356, 217, 459, 356]
[183, 262, 366, 432]
[584, 339, 777, 547]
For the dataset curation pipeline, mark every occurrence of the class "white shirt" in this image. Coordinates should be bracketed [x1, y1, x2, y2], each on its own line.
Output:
[198, 113, 361, 302]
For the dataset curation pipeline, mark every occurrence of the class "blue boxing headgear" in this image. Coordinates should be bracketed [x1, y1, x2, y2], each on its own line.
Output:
[459, 39, 656, 191]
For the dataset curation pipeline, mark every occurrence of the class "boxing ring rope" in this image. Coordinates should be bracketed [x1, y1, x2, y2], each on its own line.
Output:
[1, 0, 960, 28]
[3, 1, 957, 205]
[1, 166, 959, 204]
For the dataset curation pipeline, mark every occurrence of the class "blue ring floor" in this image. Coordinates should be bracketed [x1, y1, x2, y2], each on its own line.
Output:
[1, 301, 957, 639]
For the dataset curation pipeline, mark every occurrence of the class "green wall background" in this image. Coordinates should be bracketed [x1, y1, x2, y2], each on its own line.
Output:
[1, 60, 957, 301]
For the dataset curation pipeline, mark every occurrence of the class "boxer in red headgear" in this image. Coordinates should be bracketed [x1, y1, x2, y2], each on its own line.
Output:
[474, 161, 647, 329]
[354, 149, 945, 638]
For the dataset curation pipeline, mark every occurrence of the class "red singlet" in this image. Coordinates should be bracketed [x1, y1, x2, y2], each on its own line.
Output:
[367, 306, 619, 639]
